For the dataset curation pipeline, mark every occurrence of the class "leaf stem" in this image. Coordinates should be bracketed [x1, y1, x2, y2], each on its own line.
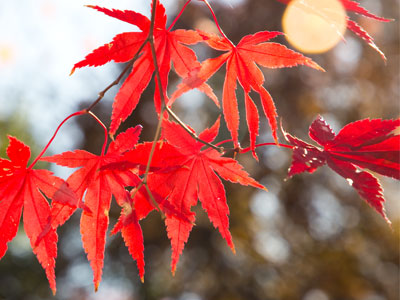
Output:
[167, 0, 192, 31]
[152, 1, 222, 152]
[141, 0, 224, 216]
[143, 110, 163, 179]
[240, 142, 294, 154]
[140, 0, 164, 214]
[28, 110, 86, 169]
[87, 111, 108, 156]
[165, 106, 223, 152]
[201, 0, 235, 48]
[214, 139, 233, 147]
[144, 184, 165, 219]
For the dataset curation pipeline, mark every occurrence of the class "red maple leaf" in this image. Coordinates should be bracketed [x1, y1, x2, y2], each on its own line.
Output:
[102, 140, 194, 281]
[170, 30, 322, 158]
[107, 175, 193, 282]
[71, 2, 217, 136]
[0, 137, 76, 294]
[275, 0, 392, 60]
[283, 116, 400, 223]
[42, 126, 144, 289]
[122, 118, 267, 273]
[110, 190, 145, 282]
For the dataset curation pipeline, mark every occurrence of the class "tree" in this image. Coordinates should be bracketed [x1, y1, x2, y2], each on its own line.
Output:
[0, 0, 398, 299]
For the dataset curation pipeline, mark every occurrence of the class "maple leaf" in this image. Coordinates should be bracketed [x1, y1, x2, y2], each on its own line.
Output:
[123, 118, 267, 273]
[107, 170, 195, 280]
[283, 116, 400, 223]
[0, 136, 76, 294]
[102, 140, 195, 281]
[276, 0, 392, 60]
[71, 2, 217, 136]
[110, 190, 145, 282]
[170, 30, 322, 158]
[42, 126, 144, 289]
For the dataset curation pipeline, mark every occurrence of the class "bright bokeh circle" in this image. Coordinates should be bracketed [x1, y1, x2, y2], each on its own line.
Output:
[282, 0, 347, 54]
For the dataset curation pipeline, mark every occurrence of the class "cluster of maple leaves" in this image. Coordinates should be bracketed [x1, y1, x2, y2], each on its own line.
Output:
[0, 0, 398, 294]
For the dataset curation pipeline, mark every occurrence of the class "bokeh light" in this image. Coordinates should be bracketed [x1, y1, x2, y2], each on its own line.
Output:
[282, 0, 347, 54]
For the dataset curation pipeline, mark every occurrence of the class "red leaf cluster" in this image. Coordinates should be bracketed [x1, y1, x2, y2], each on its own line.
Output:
[40, 120, 265, 285]
[171, 30, 323, 158]
[154, 118, 265, 272]
[104, 118, 266, 273]
[72, 1, 322, 153]
[72, 2, 216, 136]
[0, 137, 76, 294]
[42, 126, 143, 289]
[0, 0, 397, 294]
[284, 116, 400, 223]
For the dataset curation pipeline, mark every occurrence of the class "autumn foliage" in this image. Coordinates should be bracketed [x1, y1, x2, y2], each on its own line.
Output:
[0, 0, 398, 294]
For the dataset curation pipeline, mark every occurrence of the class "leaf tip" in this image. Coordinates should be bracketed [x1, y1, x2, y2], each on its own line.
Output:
[69, 68, 76, 76]
[140, 276, 144, 283]
[171, 266, 177, 276]
[386, 219, 392, 229]
[46, 269, 57, 296]
[309, 60, 325, 72]
[251, 150, 259, 161]
[380, 208, 392, 228]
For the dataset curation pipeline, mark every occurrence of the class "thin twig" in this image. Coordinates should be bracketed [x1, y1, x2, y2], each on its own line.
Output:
[201, 0, 235, 47]
[86, 61, 133, 112]
[28, 110, 86, 169]
[148, 0, 223, 155]
[167, 0, 192, 31]
[144, 0, 224, 215]
[239, 142, 294, 153]
[139, 0, 165, 215]
[85, 26, 149, 112]
[129, 180, 165, 219]
[87, 111, 109, 155]
[145, 184, 165, 219]
[165, 106, 224, 152]
[143, 107, 164, 181]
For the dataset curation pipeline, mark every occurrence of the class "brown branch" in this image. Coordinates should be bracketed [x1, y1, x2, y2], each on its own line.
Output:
[139, 0, 165, 217]
[85, 40, 148, 112]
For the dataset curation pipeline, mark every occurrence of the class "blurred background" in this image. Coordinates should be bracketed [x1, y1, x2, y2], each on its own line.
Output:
[0, 0, 398, 299]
